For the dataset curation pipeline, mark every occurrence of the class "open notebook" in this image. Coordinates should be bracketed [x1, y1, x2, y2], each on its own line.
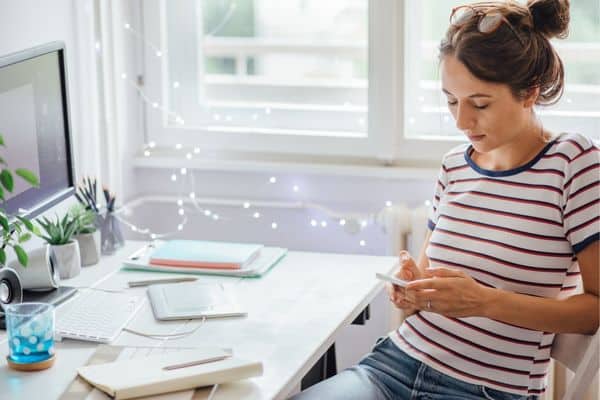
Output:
[75, 346, 263, 400]
[123, 242, 287, 277]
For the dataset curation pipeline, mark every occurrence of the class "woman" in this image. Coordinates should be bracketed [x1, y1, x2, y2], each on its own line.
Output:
[291, 0, 599, 399]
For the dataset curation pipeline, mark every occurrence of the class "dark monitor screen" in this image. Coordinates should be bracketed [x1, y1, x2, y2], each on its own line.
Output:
[0, 42, 75, 218]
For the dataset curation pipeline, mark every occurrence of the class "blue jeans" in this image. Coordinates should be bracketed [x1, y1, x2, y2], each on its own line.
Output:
[290, 337, 539, 400]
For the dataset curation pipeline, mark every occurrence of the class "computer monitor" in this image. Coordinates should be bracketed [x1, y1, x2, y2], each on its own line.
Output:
[0, 41, 75, 219]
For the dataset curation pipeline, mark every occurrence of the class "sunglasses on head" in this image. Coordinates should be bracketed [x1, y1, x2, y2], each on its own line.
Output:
[450, 4, 526, 47]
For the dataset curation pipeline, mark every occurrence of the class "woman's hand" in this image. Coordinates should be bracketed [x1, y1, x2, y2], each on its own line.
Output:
[405, 267, 494, 318]
[387, 251, 421, 315]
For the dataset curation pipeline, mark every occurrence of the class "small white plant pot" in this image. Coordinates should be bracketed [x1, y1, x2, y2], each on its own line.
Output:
[76, 231, 101, 267]
[51, 241, 82, 279]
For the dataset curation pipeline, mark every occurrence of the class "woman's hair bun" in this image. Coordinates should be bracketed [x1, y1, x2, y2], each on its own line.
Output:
[527, 0, 570, 39]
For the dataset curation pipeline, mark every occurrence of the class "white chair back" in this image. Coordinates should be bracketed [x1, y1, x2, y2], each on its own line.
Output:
[551, 330, 599, 400]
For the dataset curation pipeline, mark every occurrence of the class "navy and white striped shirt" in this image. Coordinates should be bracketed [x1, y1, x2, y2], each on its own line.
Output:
[391, 132, 599, 396]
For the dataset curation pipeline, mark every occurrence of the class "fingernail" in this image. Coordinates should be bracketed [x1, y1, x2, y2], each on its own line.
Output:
[400, 252, 410, 262]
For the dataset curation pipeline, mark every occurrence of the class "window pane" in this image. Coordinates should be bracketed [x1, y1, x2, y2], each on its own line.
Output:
[166, 0, 368, 137]
[404, 0, 600, 141]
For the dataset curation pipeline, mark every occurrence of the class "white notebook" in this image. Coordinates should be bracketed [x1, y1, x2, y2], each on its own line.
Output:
[77, 347, 263, 400]
[147, 282, 246, 320]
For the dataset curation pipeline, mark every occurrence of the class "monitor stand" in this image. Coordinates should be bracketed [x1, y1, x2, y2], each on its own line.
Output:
[0, 286, 77, 329]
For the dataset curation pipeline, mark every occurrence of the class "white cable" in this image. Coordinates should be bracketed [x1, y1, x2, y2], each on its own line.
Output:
[123, 316, 206, 340]
[207, 383, 219, 400]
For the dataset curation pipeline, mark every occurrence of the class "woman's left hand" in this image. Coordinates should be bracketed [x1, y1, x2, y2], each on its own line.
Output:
[404, 267, 494, 318]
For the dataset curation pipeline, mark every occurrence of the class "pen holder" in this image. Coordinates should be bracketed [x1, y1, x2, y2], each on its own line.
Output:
[99, 211, 125, 255]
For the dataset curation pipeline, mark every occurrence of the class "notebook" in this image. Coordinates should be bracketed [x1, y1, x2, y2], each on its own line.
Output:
[76, 346, 263, 400]
[123, 243, 287, 278]
[147, 282, 246, 320]
[149, 240, 263, 270]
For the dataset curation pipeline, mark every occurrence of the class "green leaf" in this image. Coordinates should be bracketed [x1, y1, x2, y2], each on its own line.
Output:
[16, 216, 34, 232]
[18, 233, 31, 243]
[0, 214, 8, 232]
[0, 184, 3, 201]
[15, 169, 39, 187]
[13, 245, 28, 267]
[0, 169, 13, 192]
[0, 248, 5, 265]
[0, 134, 4, 146]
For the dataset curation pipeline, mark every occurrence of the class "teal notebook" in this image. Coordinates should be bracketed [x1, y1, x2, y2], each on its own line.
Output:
[123, 244, 287, 278]
[149, 240, 263, 270]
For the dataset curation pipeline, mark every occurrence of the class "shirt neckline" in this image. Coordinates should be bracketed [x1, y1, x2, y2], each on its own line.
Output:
[464, 138, 559, 177]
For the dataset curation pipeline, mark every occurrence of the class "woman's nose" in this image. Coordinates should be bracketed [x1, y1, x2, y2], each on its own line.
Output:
[455, 103, 475, 131]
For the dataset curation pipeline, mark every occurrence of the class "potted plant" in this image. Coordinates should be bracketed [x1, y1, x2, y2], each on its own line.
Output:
[0, 134, 39, 268]
[70, 204, 100, 266]
[36, 214, 81, 279]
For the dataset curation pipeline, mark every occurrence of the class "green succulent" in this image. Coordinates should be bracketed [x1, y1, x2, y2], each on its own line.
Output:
[36, 214, 78, 246]
[0, 133, 39, 267]
[69, 204, 97, 235]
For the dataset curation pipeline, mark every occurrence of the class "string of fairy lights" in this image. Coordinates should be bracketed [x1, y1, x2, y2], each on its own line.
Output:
[106, 15, 432, 248]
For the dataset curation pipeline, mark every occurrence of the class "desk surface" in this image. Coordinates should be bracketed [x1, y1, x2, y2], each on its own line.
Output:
[0, 241, 396, 400]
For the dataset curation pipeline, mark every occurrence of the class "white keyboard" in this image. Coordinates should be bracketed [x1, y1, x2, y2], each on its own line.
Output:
[56, 289, 144, 343]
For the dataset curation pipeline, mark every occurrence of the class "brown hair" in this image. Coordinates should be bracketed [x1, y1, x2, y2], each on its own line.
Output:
[439, 0, 570, 106]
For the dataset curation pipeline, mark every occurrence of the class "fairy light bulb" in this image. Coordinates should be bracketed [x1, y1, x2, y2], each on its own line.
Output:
[152, 102, 159, 108]
[177, 199, 183, 206]
[243, 202, 250, 209]
[186, 153, 192, 160]
[173, 81, 180, 88]
[361, 220, 368, 228]
[177, 224, 183, 231]
[269, 177, 277, 183]
[271, 222, 278, 229]
[175, 143, 182, 150]
[155, 50, 162, 57]
[170, 174, 177, 181]
[212, 214, 219, 220]
[293, 185, 299, 192]
[339, 219, 346, 226]
[253, 212, 261, 218]
[194, 147, 200, 154]
[321, 221, 327, 227]
[178, 208, 185, 216]
[180, 167, 187, 175]
[144, 150, 151, 157]
[204, 210, 212, 216]
[359, 240, 366, 247]
[310, 219, 317, 227]
[385, 201, 392, 207]
[149, 141, 156, 148]
[189, 192, 195, 199]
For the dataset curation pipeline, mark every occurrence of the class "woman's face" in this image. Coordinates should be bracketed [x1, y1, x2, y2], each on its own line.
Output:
[440, 54, 534, 153]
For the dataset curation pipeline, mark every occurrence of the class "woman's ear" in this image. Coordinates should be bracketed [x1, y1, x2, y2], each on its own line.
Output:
[523, 86, 540, 108]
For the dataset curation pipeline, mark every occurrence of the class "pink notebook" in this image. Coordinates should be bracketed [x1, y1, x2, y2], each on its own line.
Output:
[149, 240, 263, 270]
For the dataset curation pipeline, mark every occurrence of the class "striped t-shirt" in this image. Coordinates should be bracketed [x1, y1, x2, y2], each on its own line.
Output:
[390, 132, 599, 396]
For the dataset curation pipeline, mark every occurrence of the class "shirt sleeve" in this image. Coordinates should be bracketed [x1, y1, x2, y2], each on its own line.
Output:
[562, 144, 600, 253]
[428, 162, 449, 231]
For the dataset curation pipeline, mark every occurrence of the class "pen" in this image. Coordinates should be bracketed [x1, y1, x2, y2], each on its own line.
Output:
[163, 354, 231, 371]
[127, 277, 198, 287]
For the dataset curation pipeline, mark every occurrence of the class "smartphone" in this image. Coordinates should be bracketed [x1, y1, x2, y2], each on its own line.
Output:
[375, 272, 409, 288]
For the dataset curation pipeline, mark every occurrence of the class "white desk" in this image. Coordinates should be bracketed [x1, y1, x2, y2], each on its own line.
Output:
[0, 241, 396, 400]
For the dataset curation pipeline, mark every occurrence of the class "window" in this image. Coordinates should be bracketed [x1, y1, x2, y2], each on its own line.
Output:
[404, 0, 600, 142]
[142, 1, 598, 163]
[143, 0, 403, 160]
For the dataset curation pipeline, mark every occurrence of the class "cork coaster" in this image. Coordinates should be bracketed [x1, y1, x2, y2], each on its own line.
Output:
[7, 355, 55, 371]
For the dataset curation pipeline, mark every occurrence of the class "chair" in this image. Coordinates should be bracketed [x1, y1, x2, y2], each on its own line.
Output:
[550, 329, 599, 400]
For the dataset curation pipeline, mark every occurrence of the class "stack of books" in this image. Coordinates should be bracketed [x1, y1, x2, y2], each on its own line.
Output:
[122, 240, 287, 278]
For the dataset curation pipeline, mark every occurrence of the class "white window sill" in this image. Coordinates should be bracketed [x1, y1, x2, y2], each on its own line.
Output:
[132, 149, 440, 180]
